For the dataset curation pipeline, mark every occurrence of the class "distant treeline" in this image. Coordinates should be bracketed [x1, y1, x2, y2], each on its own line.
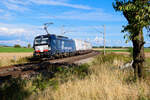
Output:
[0, 44, 32, 48]
[92, 46, 150, 48]
[93, 46, 128, 48]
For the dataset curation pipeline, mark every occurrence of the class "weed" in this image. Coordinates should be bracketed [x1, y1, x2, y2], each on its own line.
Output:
[16, 57, 29, 64]
[54, 64, 90, 83]
[32, 75, 59, 92]
[92, 53, 131, 65]
[2, 53, 150, 100]
[10, 59, 16, 63]
[0, 78, 31, 100]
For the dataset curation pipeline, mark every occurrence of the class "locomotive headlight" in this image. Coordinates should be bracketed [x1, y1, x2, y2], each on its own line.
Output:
[43, 46, 51, 50]
[43, 46, 48, 50]
[35, 47, 40, 50]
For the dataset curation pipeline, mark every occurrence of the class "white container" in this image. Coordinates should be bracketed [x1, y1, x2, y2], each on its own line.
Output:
[74, 39, 92, 51]
[74, 39, 82, 51]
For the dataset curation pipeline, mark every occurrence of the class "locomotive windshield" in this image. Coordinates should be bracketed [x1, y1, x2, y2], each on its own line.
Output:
[34, 36, 49, 45]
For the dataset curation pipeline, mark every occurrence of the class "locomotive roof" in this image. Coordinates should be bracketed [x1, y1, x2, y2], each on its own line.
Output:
[35, 34, 73, 41]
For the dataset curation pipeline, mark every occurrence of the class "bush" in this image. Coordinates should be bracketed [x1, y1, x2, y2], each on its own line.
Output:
[32, 75, 58, 92]
[14, 44, 21, 48]
[54, 64, 90, 83]
[0, 78, 31, 100]
[27, 44, 31, 48]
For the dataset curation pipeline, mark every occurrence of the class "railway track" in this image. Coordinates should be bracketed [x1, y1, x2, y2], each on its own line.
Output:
[0, 51, 99, 80]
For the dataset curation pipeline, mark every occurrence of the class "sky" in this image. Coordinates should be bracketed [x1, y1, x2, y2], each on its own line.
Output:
[0, 0, 149, 47]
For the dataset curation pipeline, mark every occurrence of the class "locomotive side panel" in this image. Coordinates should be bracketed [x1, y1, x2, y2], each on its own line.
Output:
[50, 36, 76, 55]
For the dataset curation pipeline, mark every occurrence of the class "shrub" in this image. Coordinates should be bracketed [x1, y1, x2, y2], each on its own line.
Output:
[27, 44, 31, 48]
[16, 57, 29, 64]
[14, 44, 21, 48]
[32, 75, 59, 92]
[0, 78, 31, 100]
[54, 64, 90, 83]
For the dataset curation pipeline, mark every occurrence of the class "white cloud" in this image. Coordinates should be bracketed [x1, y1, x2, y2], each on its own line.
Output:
[0, 27, 26, 35]
[1, 0, 92, 12]
[0, 12, 13, 20]
[0, 22, 129, 47]
[2, 1, 30, 12]
[6, 0, 30, 5]
[0, 23, 42, 46]
[40, 10, 123, 22]
[0, 40, 29, 46]
[0, 9, 4, 13]
[29, 0, 92, 10]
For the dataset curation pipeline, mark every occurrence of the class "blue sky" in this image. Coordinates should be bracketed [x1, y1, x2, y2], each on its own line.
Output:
[0, 0, 149, 47]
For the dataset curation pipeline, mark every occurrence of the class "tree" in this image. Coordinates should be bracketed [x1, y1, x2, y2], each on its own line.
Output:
[27, 44, 31, 48]
[14, 44, 21, 48]
[113, 0, 150, 78]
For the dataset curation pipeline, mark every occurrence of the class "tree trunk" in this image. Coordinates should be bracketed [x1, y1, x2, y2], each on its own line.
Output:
[132, 29, 145, 79]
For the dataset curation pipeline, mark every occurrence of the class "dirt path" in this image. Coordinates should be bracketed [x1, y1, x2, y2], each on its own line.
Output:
[75, 57, 94, 64]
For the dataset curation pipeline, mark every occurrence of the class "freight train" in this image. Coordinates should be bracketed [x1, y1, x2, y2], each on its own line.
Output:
[33, 34, 92, 58]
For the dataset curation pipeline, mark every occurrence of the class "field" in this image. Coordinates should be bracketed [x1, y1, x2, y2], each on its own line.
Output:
[0, 53, 33, 67]
[0, 47, 33, 67]
[1, 47, 150, 67]
[144, 48, 150, 52]
[93, 48, 150, 52]
[1, 53, 150, 100]
[0, 46, 33, 53]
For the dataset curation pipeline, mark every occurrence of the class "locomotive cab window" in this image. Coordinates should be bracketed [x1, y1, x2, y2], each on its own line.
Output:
[34, 36, 49, 45]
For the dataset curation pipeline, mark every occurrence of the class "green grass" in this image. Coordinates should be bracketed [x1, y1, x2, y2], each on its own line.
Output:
[97, 49, 128, 52]
[144, 48, 150, 52]
[97, 48, 150, 53]
[105, 49, 128, 52]
[0, 46, 33, 53]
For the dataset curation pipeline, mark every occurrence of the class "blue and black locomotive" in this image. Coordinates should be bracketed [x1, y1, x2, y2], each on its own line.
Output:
[33, 34, 76, 58]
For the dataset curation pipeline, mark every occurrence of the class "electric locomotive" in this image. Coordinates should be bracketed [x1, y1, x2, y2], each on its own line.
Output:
[33, 34, 76, 58]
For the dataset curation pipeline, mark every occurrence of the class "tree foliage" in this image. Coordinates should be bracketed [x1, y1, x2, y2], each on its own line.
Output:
[27, 44, 31, 48]
[14, 44, 21, 48]
[113, 0, 150, 40]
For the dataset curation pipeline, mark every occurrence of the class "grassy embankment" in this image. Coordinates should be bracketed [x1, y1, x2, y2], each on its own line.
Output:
[1, 53, 150, 100]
